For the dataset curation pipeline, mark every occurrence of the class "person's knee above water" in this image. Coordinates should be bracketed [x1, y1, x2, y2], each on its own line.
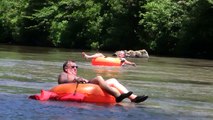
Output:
[58, 60, 148, 103]
[82, 52, 136, 66]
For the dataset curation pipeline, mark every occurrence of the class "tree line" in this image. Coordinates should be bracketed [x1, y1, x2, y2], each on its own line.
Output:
[0, 0, 213, 59]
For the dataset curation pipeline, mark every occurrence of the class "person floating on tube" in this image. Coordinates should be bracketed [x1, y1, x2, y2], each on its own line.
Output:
[82, 51, 136, 66]
[58, 60, 148, 103]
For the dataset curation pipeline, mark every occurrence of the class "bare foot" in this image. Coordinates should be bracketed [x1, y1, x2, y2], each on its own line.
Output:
[82, 52, 88, 59]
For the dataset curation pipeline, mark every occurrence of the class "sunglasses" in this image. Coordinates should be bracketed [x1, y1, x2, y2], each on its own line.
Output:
[71, 66, 78, 69]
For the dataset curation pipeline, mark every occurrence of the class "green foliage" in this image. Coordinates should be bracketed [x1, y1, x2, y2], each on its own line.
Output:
[0, 0, 212, 58]
[208, 0, 213, 4]
[90, 41, 102, 50]
[0, 0, 28, 43]
[50, 20, 68, 46]
[175, 0, 213, 58]
[140, 0, 184, 54]
[139, 0, 213, 58]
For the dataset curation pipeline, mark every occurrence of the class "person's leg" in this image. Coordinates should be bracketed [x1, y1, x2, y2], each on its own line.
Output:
[106, 78, 136, 99]
[106, 78, 148, 103]
[89, 76, 132, 102]
[82, 52, 105, 59]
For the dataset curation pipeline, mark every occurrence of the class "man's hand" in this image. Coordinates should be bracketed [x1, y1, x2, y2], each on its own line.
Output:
[75, 77, 89, 83]
[132, 63, 136, 66]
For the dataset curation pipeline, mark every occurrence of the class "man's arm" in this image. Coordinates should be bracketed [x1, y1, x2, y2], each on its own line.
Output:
[124, 60, 136, 66]
[121, 58, 136, 66]
[74, 77, 89, 83]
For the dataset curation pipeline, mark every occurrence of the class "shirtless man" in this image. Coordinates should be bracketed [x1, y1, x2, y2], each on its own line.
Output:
[58, 60, 148, 103]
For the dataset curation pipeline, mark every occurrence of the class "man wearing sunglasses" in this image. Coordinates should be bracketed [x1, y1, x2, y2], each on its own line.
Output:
[58, 60, 148, 103]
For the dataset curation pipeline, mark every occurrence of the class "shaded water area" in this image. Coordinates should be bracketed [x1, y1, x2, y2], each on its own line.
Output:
[0, 45, 213, 120]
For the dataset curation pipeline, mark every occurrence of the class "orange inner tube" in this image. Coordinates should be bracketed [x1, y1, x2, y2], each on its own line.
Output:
[50, 83, 117, 103]
[91, 57, 122, 66]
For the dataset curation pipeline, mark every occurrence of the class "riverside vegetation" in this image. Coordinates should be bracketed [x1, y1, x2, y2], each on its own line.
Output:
[0, 0, 213, 59]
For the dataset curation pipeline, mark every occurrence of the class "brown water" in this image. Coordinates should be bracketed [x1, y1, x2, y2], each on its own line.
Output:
[0, 45, 213, 120]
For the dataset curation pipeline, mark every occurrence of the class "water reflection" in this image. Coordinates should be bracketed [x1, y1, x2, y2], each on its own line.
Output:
[92, 66, 122, 78]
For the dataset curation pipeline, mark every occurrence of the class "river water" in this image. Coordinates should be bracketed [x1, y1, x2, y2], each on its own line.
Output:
[0, 45, 212, 120]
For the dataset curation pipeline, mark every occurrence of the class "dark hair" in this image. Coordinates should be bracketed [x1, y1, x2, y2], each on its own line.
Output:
[63, 60, 75, 72]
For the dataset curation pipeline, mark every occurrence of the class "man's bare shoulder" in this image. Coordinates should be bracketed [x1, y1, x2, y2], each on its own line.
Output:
[59, 72, 67, 77]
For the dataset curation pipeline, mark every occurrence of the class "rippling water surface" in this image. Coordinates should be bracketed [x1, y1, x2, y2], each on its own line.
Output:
[0, 45, 213, 120]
